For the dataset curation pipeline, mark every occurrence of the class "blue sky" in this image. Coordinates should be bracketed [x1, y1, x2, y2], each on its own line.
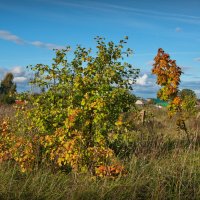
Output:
[0, 0, 200, 98]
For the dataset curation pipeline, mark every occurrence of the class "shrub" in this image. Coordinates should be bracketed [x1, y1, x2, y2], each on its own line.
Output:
[1, 37, 139, 175]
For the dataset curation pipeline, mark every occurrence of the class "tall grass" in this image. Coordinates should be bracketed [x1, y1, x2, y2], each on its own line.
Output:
[0, 105, 200, 199]
[0, 149, 199, 199]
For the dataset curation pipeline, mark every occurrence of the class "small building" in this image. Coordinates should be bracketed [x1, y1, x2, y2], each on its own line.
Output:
[152, 98, 168, 107]
[135, 99, 144, 105]
[146, 98, 152, 102]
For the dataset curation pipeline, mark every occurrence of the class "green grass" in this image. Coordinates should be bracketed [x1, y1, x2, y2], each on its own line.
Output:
[0, 148, 199, 200]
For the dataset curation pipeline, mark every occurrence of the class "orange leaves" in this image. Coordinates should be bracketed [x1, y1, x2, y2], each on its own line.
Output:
[0, 119, 36, 172]
[1, 121, 8, 135]
[152, 48, 182, 99]
[95, 164, 125, 177]
[40, 127, 83, 171]
[87, 146, 114, 162]
[152, 48, 183, 116]
[0, 119, 13, 163]
[65, 108, 81, 130]
[12, 139, 35, 172]
[0, 116, 122, 174]
[173, 96, 182, 106]
[68, 109, 80, 123]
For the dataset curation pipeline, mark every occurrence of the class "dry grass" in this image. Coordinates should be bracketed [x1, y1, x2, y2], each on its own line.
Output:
[0, 105, 200, 199]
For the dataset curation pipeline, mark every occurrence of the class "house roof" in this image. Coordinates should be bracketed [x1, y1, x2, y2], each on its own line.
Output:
[152, 98, 168, 107]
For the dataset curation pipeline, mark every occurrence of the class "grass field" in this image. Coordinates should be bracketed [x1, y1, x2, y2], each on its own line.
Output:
[0, 105, 200, 200]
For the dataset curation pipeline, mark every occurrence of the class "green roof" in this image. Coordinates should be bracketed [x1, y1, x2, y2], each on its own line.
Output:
[152, 98, 168, 107]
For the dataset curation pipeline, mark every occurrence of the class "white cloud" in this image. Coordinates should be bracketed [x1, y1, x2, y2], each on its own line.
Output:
[30, 41, 65, 50]
[10, 66, 26, 76]
[136, 74, 148, 86]
[13, 77, 27, 83]
[0, 29, 64, 50]
[0, 30, 24, 44]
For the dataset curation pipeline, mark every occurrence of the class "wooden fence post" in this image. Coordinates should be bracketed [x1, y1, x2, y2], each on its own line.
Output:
[140, 110, 145, 124]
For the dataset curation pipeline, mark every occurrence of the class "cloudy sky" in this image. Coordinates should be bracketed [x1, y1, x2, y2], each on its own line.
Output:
[0, 0, 200, 97]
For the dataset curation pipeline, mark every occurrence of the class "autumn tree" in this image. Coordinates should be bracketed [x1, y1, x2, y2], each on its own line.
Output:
[152, 48, 190, 142]
[152, 48, 182, 105]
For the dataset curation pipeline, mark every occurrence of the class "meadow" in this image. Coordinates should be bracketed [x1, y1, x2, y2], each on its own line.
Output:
[0, 104, 200, 200]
